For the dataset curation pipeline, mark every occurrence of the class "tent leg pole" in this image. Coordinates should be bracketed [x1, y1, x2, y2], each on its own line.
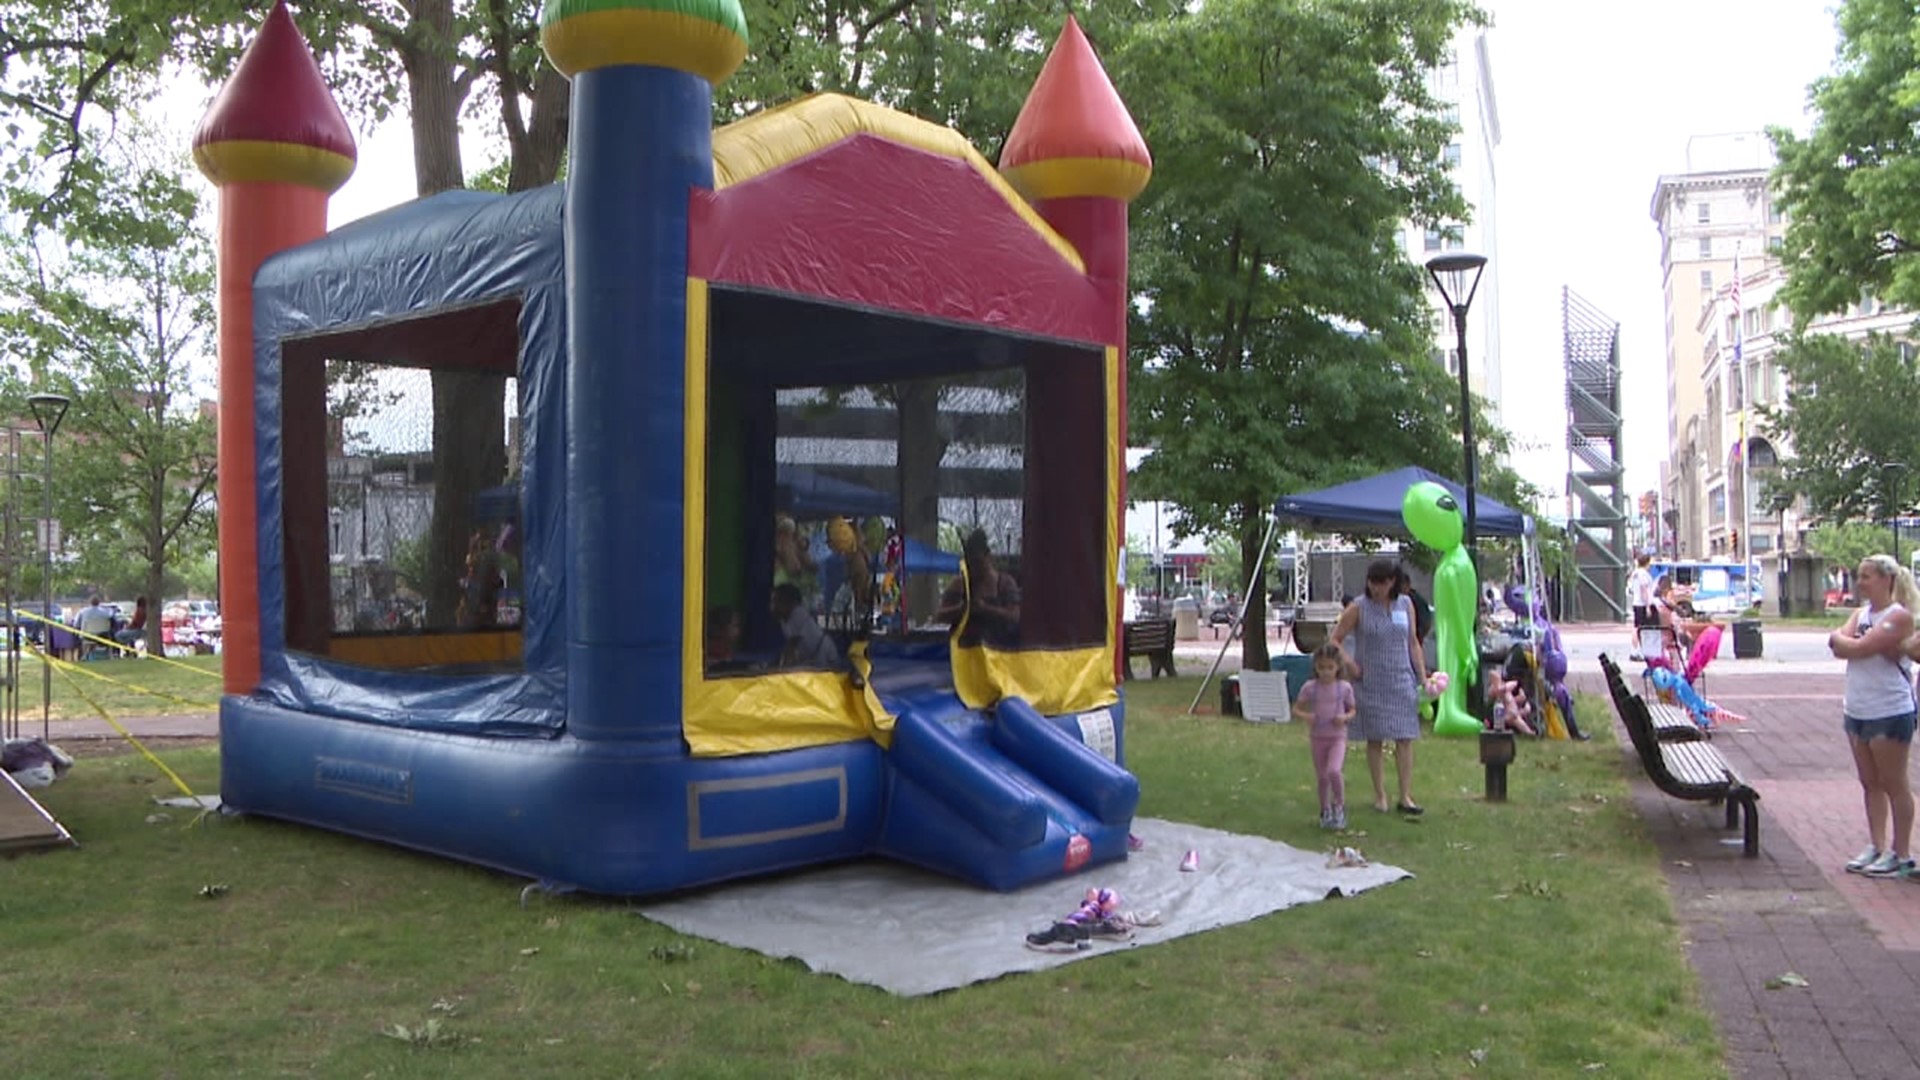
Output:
[1189, 513, 1281, 715]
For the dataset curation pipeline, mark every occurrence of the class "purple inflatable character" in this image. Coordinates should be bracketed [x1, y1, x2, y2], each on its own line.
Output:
[1504, 586, 1586, 740]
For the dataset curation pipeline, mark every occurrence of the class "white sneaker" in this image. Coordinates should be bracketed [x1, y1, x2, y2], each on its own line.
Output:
[1861, 852, 1910, 878]
[1845, 845, 1881, 874]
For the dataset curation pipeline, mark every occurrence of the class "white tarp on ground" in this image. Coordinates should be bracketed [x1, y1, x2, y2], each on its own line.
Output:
[635, 816, 1411, 997]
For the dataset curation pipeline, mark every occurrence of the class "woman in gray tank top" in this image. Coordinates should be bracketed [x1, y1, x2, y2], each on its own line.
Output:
[1830, 554, 1919, 879]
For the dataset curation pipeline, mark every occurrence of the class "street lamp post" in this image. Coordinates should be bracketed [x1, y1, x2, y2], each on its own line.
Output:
[1426, 252, 1490, 557]
[26, 392, 68, 740]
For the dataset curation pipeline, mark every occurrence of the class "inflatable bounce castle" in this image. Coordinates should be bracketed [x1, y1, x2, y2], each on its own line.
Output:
[191, 2, 1147, 895]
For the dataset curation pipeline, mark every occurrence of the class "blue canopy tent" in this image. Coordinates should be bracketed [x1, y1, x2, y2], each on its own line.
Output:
[1274, 466, 1530, 536]
[775, 464, 898, 519]
[765, 465, 960, 573]
[902, 537, 960, 575]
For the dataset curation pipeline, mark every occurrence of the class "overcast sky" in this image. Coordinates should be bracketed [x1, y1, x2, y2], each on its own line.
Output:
[1483, 0, 1841, 505]
[172, 1, 1850, 549]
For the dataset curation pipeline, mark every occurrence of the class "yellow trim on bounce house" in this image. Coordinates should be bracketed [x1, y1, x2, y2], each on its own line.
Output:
[710, 94, 1086, 275]
[679, 277, 895, 757]
[999, 156, 1153, 204]
[192, 139, 356, 193]
[540, 9, 748, 84]
[331, 631, 521, 669]
[950, 346, 1122, 715]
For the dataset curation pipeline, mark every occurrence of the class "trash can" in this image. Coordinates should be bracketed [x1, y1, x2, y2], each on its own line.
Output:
[1269, 654, 1315, 702]
[1733, 619, 1763, 659]
[1221, 675, 1241, 717]
[1172, 597, 1200, 640]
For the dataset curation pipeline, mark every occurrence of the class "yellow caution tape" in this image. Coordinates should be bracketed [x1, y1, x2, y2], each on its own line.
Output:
[51, 657, 219, 712]
[11, 608, 222, 680]
[35, 642, 199, 801]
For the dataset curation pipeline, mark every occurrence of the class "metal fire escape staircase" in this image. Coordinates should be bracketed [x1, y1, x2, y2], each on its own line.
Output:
[1563, 288, 1629, 621]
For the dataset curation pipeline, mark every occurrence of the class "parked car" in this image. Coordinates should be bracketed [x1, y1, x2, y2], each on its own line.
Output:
[0, 602, 61, 644]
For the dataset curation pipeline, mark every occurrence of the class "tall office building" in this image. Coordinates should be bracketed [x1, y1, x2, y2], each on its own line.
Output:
[1648, 132, 1786, 560]
[1404, 27, 1502, 420]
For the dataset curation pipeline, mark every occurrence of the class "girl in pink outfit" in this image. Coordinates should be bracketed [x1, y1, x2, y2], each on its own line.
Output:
[1293, 643, 1357, 829]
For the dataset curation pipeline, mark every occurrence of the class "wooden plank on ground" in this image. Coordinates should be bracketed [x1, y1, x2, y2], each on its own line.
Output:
[0, 771, 73, 854]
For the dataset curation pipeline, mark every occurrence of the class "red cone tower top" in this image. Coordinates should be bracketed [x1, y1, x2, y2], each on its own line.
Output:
[1000, 16, 1151, 203]
[193, 1, 357, 193]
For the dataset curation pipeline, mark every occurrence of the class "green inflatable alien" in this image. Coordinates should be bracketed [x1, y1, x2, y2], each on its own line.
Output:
[1402, 481, 1482, 737]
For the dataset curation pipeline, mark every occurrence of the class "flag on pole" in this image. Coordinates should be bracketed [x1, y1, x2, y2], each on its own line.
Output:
[1731, 246, 1743, 364]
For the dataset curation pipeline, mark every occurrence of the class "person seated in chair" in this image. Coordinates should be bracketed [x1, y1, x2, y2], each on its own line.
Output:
[114, 596, 149, 652]
[74, 595, 116, 658]
[1650, 577, 1692, 655]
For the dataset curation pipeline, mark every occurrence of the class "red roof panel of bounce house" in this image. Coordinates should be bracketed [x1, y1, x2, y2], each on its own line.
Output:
[690, 95, 1115, 348]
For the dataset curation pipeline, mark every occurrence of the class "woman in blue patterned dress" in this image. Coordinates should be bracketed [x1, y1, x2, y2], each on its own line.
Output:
[1330, 559, 1429, 814]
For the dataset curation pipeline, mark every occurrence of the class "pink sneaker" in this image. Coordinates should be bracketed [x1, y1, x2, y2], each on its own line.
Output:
[1127, 833, 1146, 852]
[1179, 849, 1199, 872]
[1325, 846, 1368, 869]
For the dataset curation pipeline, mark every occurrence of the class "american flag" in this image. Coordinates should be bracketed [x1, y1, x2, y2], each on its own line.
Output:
[1731, 247, 1743, 364]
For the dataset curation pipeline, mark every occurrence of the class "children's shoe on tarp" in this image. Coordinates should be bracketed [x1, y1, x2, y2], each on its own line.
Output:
[1325, 846, 1369, 869]
[1024, 921, 1092, 953]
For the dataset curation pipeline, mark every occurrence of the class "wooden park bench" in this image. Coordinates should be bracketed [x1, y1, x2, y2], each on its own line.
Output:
[1599, 654, 1760, 857]
[1123, 617, 1176, 680]
[1599, 654, 1705, 743]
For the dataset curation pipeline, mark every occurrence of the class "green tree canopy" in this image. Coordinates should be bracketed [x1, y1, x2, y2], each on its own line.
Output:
[1122, 0, 1486, 666]
[1771, 0, 1920, 322]
[1759, 331, 1920, 521]
[0, 140, 217, 616]
[1807, 520, 1902, 571]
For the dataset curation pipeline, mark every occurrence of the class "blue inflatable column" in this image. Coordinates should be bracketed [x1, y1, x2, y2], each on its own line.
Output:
[542, 0, 748, 742]
[559, 65, 711, 741]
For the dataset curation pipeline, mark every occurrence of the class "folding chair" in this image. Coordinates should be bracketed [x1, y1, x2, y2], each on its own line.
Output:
[77, 612, 114, 661]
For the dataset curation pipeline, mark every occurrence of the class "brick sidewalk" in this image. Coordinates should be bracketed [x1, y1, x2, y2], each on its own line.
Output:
[1572, 667, 1920, 1079]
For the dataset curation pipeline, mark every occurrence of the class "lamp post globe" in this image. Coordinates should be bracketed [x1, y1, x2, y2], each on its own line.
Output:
[1425, 251, 1489, 557]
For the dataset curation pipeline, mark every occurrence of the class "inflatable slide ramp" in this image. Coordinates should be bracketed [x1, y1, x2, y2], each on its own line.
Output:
[878, 693, 1138, 891]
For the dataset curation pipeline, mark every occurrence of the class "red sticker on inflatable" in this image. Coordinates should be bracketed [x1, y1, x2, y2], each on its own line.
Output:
[1064, 834, 1092, 872]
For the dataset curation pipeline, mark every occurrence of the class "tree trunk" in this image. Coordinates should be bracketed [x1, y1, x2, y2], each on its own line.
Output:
[505, 65, 570, 193]
[1238, 502, 1270, 672]
[398, 3, 480, 627]
[405, 1, 569, 629]
[145, 565, 165, 653]
[897, 382, 946, 619]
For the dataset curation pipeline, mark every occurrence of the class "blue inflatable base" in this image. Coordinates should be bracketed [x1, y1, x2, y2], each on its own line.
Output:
[220, 689, 1134, 896]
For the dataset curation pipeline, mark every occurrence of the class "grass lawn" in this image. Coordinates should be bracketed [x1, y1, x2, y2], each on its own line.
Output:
[9, 652, 223, 722]
[0, 679, 1724, 1078]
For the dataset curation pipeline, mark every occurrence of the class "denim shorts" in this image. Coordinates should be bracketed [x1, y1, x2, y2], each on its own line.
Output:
[1844, 711, 1917, 743]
